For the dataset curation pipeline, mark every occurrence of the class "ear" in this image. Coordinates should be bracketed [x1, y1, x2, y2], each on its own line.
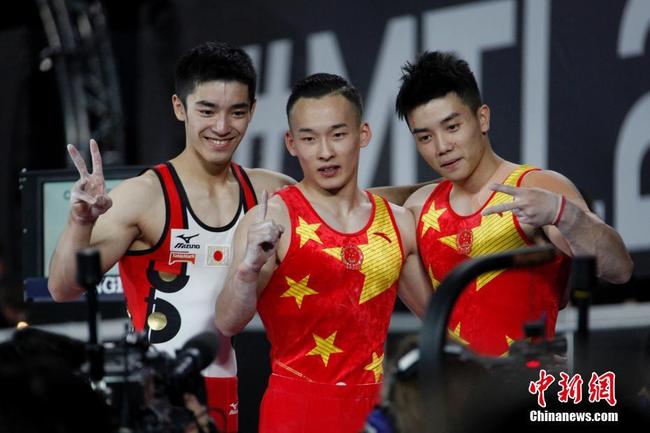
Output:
[172, 94, 186, 121]
[477, 104, 490, 134]
[284, 130, 297, 157]
[359, 122, 372, 149]
[249, 98, 257, 119]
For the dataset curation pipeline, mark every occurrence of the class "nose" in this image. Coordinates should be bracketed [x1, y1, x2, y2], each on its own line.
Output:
[435, 132, 453, 156]
[212, 113, 230, 136]
[317, 138, 335, 160]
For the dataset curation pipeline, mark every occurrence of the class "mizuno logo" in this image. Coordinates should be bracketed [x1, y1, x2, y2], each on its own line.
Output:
[174, 243, 200, 249]
[176, 233, 199, 243]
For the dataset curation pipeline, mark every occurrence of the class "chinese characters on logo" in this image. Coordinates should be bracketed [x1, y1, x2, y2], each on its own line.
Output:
[529, 370, 617, 407]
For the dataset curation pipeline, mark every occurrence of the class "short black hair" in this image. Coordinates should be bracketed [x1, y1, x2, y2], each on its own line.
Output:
[174, 41, 257, 105]
[395, 51, 482, 120]
[286, 73, 363, 123]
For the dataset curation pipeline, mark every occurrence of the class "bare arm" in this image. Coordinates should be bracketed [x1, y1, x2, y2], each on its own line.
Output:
[403, 182, 438, 217]
[369, 180, 438, 206]
[392, 204, 432, 318]
[48, 141, 145, 301]
[215, 192, 286, 337]
[550, 195, 633, 284]
[482, 170, 633, 284]
[246, 168, 296, 197]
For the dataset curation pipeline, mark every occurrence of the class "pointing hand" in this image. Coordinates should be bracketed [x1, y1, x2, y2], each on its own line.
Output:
[242, 190, 284, 272]
[482, 183, 565, 227]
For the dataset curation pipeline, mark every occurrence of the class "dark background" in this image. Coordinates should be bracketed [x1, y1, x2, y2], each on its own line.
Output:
[1, 0, 648, 280]
[0, 1, 649, 432]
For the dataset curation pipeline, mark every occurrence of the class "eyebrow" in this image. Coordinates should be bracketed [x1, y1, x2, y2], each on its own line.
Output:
[440, 112, 461, 124]
[411, 112, 461, 134]
[195, 100, 250, 109]
[297, 123, 348, 133]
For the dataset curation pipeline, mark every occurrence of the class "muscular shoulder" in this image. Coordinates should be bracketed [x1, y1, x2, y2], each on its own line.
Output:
[110, 170, 160, 201]
[245, 168, 296, 196]
[104, 169, 163, 218]
[267, 194, 289, 219]
[387, 202, 415, 226]
[520, 169, 581, 196]
[91, 169, 164, 247]
[520, 168, 590, 212]
[403, 182, 439, 214]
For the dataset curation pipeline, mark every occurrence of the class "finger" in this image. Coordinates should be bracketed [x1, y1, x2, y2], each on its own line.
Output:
[67, 144, 89, 177]
[260, 230, 277, 252]
[260, 223, 283, 252]
[89, 139, 103, 177]
[257, 190, 268, 222]
[95, 195, 113, 212]
[71, 189, 98, 205]
[71, 178, 96, 204]
[482, 202, 517, 216]
[489, 183, 519, 196]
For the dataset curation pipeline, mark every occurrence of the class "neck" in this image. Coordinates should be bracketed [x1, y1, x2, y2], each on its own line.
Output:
[454, 147, 503, 194]
[171, 148, 232, 185]
[298, 176, 365, 215]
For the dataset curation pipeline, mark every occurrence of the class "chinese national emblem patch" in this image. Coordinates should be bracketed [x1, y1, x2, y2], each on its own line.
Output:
[456, 228, 473, 255]
[341, 244, 364, 270]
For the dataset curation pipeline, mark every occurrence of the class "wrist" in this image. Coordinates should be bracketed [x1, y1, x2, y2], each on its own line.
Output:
[69, 215, 97, 230]
[238, 260, 262, 282]
[70, 211, 97, 226]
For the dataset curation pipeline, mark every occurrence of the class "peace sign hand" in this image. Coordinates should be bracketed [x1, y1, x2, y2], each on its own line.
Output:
[68, 139, 113, 224]
[242, 190, 284, 272]
[482, 183, 563, 228]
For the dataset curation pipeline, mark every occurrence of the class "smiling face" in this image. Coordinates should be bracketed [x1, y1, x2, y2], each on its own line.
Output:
[173, 80, 255, 167]
[285, 93, 370, 193]
[406, 92, 490, 184]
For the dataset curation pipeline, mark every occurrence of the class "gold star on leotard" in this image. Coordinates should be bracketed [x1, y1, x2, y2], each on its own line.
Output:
[421, 203, 447, 236]
[306, 331, 343, 366]
[499, 335, 516, 358]
[296, 217, 322, 247]
[281, 275, 318, 309]
[448, 322, 469, 346]
[428, 266, 441, 290]
[364, 352, 384, 382]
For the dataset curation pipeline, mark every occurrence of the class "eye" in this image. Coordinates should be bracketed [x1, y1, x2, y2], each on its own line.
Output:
[333, 131, 347, 139]
[199, 109, 213, 117]
[417, 134, 432, 143]
[447, 123, 460, 132]
[232, 110, 248, 118]
[300, 136, 315, 143]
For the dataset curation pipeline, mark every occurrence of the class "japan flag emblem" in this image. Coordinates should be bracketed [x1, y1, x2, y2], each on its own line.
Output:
[206, 245, 230, 267]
